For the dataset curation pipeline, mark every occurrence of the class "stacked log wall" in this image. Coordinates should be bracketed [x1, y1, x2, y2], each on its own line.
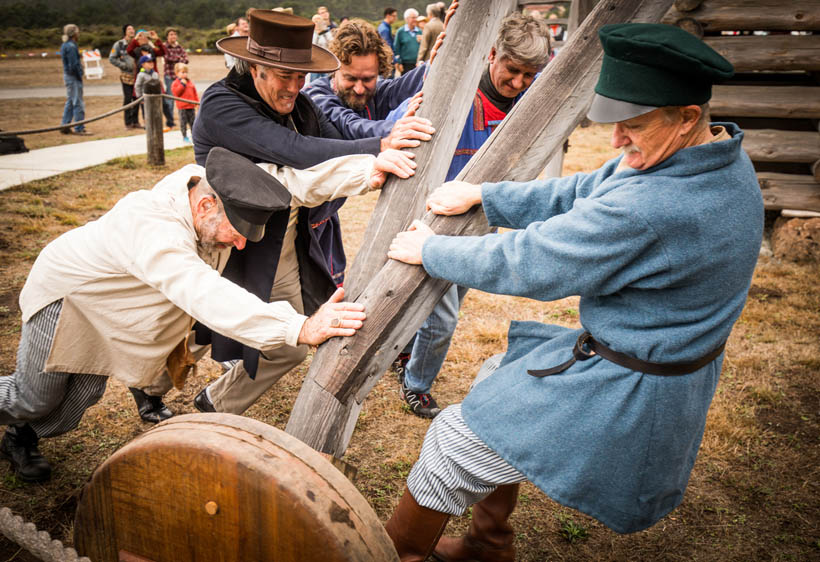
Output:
[663, 0, 820, 213]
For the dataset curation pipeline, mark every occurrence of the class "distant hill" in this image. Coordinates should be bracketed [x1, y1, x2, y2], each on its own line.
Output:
[0, 0, 422, 29]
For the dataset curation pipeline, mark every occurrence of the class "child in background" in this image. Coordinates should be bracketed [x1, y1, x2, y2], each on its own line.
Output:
[171, 62, 198, 144]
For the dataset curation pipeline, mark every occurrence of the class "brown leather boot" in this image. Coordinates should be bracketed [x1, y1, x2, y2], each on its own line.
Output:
[385, 489, 451, 562]
[432, 484, 519, 562]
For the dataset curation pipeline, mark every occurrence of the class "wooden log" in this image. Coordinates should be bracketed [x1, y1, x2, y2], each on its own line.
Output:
[567, 0, 598, 36]
[285, 0, 677, 457]
[144, 79, 164, 167]
[74, 414, 398, 562]
[674, 0, 704, 11]
[711, 85, 820, 119]
[676, 17, 704, 37]
[813, 160, 820, 183]
[704, 35, 820, 72]
[758, 173, 820, 212]
[742, 129, 820, 163]
[342, 1, 518, 300]
[663, 1, 820, 31]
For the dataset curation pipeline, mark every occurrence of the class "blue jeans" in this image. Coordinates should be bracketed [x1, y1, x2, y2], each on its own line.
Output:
[163, 76, 176, 127]
[403, 284, 469, 394]
[61, 74, 85, 132]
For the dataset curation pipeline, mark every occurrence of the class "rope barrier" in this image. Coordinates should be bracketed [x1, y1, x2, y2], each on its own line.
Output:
[0, 507, 92, 562]
[0, 93, 199, 137]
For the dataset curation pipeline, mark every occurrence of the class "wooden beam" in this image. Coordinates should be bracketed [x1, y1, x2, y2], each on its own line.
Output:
[663, 1, 820, 31]
[711, 86, 820, 119]
[285, 0, 677, 458]
[704, 36, 820, 72]
[743, 129, 820, 163]
[759, 173, 820, 212]
[342, 1, 518, 300]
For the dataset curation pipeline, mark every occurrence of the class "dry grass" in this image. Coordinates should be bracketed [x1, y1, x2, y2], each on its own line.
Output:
[0, 72, 819, 561]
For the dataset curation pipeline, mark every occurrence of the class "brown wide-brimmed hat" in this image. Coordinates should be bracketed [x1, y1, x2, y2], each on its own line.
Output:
[216, 9, 340, 73]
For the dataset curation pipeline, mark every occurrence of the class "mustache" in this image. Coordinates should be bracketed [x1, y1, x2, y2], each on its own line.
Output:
[622, 145, 641, 155]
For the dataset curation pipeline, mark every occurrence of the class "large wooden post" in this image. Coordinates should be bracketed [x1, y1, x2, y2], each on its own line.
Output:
[343, 0, 517, 299]
[286, 0, 676, 457]
[144, 78, 165, 166]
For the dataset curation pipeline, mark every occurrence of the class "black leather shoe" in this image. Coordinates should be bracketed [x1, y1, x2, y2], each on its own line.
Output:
[128, 387, 174, 423]
[193, 387, 216, 413]
[0, 425, 52, 483]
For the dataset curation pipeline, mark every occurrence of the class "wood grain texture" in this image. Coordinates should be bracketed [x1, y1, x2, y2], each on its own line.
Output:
[143, 80, 164, 166]
[759, 173, 820, 212]
[711, 86, 820, 119]
[74, 414, 398, 562]
[663, 0, 820, 31]
[742, 129, 820, 163]
[342, 0, 518, 300]
[704, 35, 820, 72]
[285, 0, 677, 457]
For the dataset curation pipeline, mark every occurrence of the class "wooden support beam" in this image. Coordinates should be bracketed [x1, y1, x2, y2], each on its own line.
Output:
[711, 86, 820, 119]
[743, 129, 820, 163]
[144, 79, 164, 167]
[342, 1, 518, 300]
[663, 1, 820, 31]
[285, 0, 677, 458]
[704, 36, 820, 72]
[759, 173, 820, 212]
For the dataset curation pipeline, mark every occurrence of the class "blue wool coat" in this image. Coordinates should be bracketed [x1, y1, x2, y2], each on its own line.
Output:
[420, 123, 763, 533]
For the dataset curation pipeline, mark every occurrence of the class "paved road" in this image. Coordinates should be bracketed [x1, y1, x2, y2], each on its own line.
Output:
[0, 81, 216, 100]
[0, 132, 191, 191]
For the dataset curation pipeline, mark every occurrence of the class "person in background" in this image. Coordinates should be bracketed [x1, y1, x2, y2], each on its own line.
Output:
[378, 7, 397, 54]
[393, 8, 421, 74]
[162, 27, 189, 131]
[339, 16, 350, 25]
[59, 24, 89, 135]
[171, 62, 198, 144]
[109, 24, 140, 130]
[417, 15, 428, 31]
[417, 3, 444, 64]
[224, 17, 249, 69]
[383, 23, 761, 561]
[134, 54, 159, 122]
[310, 14, 333, 84]
[317, 6, 337, 39]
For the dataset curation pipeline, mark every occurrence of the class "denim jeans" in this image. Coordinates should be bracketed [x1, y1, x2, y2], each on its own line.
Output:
[163, 76, 176, 127]
[61, 74, 85, 132]
[403, 284, 469, 394]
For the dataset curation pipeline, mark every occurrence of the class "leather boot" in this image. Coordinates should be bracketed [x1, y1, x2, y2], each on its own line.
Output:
[128, 387, 174, 423]
[0, 424, 52, 483]
[385, 489, 451, 562]
[432, 484, 519, 562]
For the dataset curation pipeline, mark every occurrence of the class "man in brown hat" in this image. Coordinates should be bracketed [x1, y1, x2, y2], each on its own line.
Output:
[191, 9, 434, 415]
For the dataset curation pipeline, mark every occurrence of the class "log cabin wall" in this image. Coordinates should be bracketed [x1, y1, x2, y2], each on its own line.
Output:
[662, 0, 820, 214]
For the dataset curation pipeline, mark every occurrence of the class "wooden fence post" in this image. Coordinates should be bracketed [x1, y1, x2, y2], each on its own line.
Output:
[285, 0, 677, 457]
[144, 78, 164, 166]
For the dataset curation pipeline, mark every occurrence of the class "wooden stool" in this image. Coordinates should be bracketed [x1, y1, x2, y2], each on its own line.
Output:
[74, 413, 398, 562]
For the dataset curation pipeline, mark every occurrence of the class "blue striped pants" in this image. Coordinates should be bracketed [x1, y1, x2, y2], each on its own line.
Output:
[0, 301, 108, 438]
[406, 354, 527, 515]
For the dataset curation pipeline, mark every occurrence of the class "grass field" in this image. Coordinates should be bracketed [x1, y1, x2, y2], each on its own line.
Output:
[0, 56, 818, 562]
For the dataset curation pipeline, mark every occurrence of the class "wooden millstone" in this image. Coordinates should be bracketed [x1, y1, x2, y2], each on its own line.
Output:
[74, 414, 397, 562]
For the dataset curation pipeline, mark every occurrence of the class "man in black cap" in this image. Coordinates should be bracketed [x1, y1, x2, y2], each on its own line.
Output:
[0, 146, 414, 482]
[382, 23, 764, 560]
[191, 9, 434, 415]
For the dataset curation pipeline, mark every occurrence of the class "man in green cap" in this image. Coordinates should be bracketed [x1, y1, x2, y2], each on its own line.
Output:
[381, 23, 764, 560]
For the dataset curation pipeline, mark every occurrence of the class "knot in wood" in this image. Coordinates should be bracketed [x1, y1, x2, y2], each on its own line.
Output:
[205, 501, 219, 515]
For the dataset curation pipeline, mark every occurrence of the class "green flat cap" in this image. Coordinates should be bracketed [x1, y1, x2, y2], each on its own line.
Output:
[588, 23, 734, 123]
[204, 147, 292, 243]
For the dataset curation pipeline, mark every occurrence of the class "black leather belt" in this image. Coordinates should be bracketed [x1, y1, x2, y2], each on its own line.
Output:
[528, 331, 726, 377]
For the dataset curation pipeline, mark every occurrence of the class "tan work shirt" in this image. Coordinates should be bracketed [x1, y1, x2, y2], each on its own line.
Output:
[19, 154, 377, 388]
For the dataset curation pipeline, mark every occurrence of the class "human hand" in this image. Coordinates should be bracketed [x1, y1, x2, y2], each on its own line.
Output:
[444, 1, 459, 27]
[426, 181, 482, 215]
[148, 30, 159, 41]
[397, 63, 404, 74]
[388, 220, 435, 265]
[297, 288, 366, 346]
[380, 115, 435, 151]
[370, 149, 416, 188]
[403, 92, 423, 117]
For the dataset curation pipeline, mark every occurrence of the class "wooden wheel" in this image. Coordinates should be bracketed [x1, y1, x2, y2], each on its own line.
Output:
[74, 414, 398, 562]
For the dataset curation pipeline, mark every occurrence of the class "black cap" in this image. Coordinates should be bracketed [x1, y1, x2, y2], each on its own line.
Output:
[204, 147, 292, 242]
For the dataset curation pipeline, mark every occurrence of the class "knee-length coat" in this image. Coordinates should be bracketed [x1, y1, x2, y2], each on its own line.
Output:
[420, 123, 763, 533]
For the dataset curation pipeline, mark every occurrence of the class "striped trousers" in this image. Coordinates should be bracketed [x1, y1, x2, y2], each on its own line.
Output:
[406, 354, 528, 515]
[0, 300, 108, 438]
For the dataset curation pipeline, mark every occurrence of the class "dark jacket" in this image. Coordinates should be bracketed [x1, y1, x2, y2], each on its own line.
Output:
[192, 69, 380, 376]
[60, 40, 83, 80]
[304, 63, 425, 139]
